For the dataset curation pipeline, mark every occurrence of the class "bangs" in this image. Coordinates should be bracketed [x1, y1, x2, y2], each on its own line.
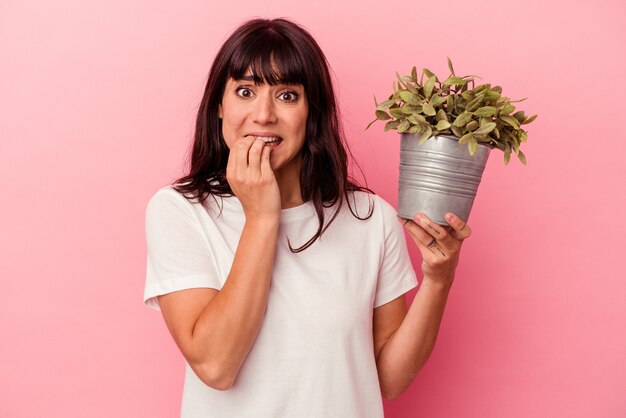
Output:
[227, 34, 306, 86]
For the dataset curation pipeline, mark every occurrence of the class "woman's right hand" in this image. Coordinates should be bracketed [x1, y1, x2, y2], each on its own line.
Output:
[226, 137, 281, 221]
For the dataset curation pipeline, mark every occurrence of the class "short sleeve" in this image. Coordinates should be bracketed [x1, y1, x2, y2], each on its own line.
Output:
[373, 197, 418, 308]
[143, 188, 222, 311]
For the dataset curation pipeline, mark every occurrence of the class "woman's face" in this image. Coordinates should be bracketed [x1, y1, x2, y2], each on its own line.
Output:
[218, 69, 308, 178]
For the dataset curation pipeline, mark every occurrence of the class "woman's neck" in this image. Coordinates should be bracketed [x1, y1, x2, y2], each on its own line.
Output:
[276, 175, 304, 209]
[273, 159, 305, 209]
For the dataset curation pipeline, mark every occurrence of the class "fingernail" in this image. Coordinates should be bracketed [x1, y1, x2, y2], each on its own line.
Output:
[446, 214, 455, 222]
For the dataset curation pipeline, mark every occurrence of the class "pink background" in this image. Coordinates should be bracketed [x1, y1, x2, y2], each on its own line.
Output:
[2, 0, 625, 417]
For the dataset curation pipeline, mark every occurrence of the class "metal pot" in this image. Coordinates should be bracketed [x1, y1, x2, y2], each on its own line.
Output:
[397, 134, 491, 225]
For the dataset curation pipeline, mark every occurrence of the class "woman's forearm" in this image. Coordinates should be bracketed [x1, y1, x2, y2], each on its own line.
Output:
[376, 277, 453, 400]
[189, 217, 279, 389]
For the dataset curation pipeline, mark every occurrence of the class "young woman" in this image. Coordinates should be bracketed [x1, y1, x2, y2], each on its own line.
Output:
[143, 17, 471, 418]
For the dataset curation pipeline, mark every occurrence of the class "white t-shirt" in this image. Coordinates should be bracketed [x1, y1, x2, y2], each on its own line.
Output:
[143, 185, 418, 418]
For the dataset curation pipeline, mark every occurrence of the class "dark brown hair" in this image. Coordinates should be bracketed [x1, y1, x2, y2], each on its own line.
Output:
[172, 17, 373, 252]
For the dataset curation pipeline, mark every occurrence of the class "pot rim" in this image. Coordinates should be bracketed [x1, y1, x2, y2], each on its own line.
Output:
[400, 132, 497, 149]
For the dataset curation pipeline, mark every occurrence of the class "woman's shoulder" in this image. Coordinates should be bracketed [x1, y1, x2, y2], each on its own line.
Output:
[147, 184, 236, 214]
[147, 184, 183, 205]
[147, 184, 197, 209]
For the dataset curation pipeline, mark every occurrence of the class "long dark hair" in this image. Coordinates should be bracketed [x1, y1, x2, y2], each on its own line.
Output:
[172, 17, 373, 252]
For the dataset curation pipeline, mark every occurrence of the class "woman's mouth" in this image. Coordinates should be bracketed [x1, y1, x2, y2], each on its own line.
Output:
[253, 136, 283, 147]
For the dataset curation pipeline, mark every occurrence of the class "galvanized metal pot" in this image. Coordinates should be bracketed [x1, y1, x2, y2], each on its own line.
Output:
[398, 134, 491, 225]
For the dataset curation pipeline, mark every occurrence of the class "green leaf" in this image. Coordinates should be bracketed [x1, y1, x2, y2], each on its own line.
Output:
[496, 95, 508, 105]
[468, 138, 478, 155]
[518, 150, 527, 165]
[389, 108, 404, 119]
[398, 120, 411, 132]
[479, 117, 492, 127]
[399, 90, 419, 105]
[484, 90, 501, 102]
[423, 68, 435, 78]
[513, 111, 526, 123]
[384, 120, 401, 132]
[422, 103, 436, 116]
[458, 133, 473, 145]
[429, 94, 447, 107]
[401, 105, 419, 115]
[504, 143, 511, 165]
[436, 120, 451, 130]
[461, 91, 474, 101]
[500, 115, 520, 129]
[466, 120, 479, 131]
[512, 140, 520, 155]
[417, 126, 433, 144]
[376, 99, 396, 110]
[493, 127, 500, 139]
[395, 72, 406, 88]
[453, 111, 473, 127]
[408, 114, 426, 124]
[411, 66, 417, 81]
[522, 114, 538, 125]
[473, 122, 496, 136]
[519, 130, 528, 142]
[499, 104, 515, 115]
[466, 97, 483, 112]
[436, 109, 448, 121]
[424, 76, 437, 99]
[451, 125, 464, 137]
[474, 106, 497, 118]
[443, 76, 464, 87]
[474, 83, 491, 93]
[375, 110, 391, 120]
[447, 57, 455, 75]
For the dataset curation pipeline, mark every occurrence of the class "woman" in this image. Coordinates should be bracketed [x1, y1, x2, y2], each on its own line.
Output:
[143, 17, 471, 418]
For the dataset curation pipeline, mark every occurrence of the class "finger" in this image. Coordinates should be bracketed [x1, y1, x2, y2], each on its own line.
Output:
[445, 212, 472, 241]
[247, 138, 266, 175]
[260, 143, 274, 178]
[234, 136, 256, 168]
[414, 212, 455, 247]
[400, 218, 440, 254]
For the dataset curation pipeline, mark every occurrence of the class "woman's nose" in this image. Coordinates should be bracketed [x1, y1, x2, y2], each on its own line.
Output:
[252, 93, 277, 124]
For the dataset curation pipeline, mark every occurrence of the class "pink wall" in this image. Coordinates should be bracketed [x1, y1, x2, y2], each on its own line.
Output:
[2, 0, 625, 416]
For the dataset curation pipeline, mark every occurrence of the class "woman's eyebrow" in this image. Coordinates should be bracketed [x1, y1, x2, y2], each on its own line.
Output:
[235, 76, 301, 88]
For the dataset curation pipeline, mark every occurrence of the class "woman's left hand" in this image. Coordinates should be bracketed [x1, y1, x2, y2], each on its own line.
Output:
[399, 211, 472, 288]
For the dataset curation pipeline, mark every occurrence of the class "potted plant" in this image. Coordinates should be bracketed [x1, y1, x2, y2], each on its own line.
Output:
[366, 58, 537, 225]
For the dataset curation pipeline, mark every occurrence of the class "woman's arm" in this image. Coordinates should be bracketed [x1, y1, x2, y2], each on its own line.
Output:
[158, 217, 279, 390]
[375, 278, 451, 400]
[375, 212, 471, 399]
[158, 137, 281, 391]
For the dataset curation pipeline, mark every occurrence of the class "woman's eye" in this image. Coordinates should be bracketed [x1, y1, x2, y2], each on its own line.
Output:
[279, 91, 299, 102]
[235, 87, 253, 98]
